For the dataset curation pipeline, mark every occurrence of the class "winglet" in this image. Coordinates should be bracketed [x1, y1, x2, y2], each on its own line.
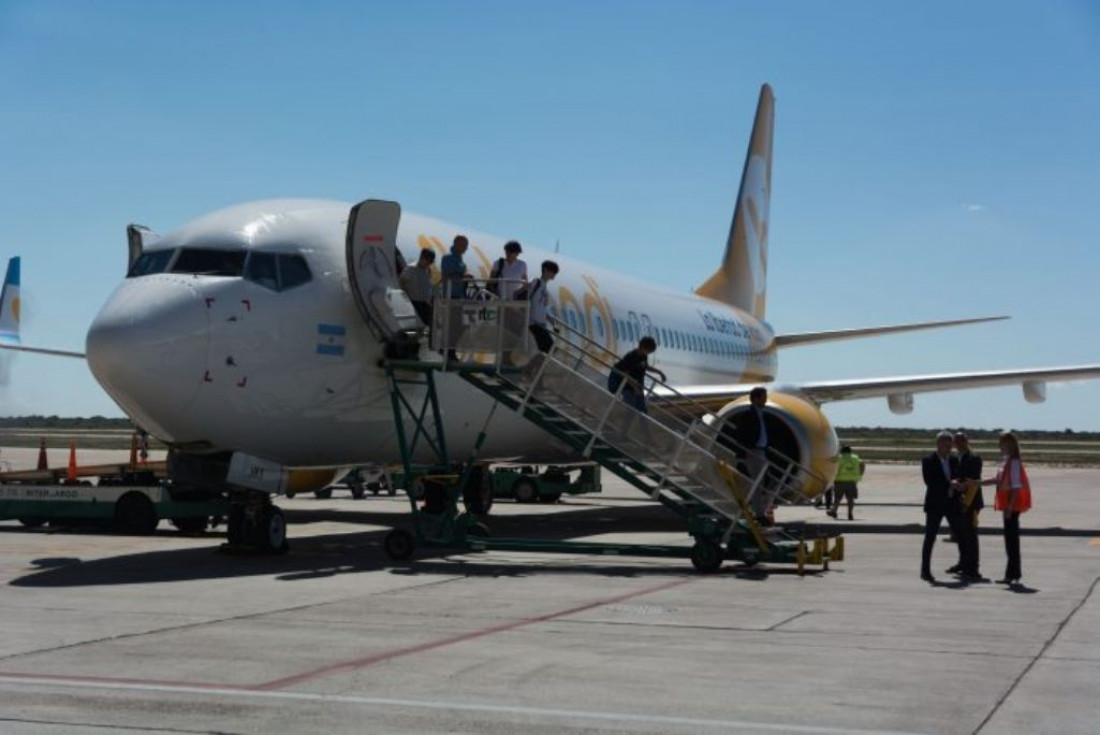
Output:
[695, 84, 775, 320]
[0, 256, 20, 343]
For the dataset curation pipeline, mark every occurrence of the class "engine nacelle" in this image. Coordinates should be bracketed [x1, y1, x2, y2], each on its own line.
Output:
[714, 389, 840, 500]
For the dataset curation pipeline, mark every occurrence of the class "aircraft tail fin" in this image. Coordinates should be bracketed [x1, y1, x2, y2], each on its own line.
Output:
[694, 83, 775, 320]
[0, 257, 20, 344]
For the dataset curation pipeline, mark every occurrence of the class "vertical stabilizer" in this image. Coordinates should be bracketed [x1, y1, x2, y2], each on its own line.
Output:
[0, 257, 20, 343]
[694, 84, 774, 320]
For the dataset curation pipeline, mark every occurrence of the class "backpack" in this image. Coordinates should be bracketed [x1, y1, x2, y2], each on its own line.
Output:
[513, 277, 540, 302]
[486, 258, 505, 296]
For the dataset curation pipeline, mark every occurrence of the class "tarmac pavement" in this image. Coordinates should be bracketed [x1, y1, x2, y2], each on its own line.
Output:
[0, 455, 1097, 734]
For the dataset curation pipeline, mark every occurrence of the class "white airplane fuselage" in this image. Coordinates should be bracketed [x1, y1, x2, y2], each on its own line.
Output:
[86, 199, 777, 468]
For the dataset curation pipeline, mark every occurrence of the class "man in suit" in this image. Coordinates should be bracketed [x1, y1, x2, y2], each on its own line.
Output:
[730, 387, 772, 524]
[949, 431, 985, 580]
[920, 431, 968, 582]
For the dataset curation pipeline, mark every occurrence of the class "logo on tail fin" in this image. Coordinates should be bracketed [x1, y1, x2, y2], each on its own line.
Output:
[695, 84, 774, 321]
[0, 257, 20, 343]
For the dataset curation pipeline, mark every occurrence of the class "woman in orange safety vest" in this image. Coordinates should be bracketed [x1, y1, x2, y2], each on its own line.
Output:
[979, 431, 1031, 585]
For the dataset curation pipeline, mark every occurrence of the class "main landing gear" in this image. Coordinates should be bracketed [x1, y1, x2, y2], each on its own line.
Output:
[224, 490, 289, 555]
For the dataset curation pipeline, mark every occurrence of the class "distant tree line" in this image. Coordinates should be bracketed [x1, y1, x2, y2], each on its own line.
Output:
[0, 416, 136, 430]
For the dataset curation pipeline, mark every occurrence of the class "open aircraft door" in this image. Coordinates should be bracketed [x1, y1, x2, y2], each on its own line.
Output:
[346, 199, 419, 345]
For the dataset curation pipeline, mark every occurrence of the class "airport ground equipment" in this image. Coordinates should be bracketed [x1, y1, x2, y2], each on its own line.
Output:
[378, 300, 842, 574]
[489, 464, 602, 503]
[345, 198, 840, 572]
[0, 469, 226, 535]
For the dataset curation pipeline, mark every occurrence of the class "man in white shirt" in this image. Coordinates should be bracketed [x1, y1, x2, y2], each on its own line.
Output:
[490, 241, 528, 299]
[398, 248, 436, 327]
[526, 260, 559, 353]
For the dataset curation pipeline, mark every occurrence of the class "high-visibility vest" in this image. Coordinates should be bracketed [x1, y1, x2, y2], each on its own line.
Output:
[835, 453, 863, 483]
[995, 458, 1031, 513]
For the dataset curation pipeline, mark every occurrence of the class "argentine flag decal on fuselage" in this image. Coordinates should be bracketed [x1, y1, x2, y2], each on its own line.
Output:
[0, 257, 20, 346]
[316, 323, 346, 356]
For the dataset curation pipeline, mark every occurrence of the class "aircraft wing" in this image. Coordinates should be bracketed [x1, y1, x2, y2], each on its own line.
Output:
[0, 343, 86, 359]
[668, 364, 1100, 411]
[774, 316, 1008, 348]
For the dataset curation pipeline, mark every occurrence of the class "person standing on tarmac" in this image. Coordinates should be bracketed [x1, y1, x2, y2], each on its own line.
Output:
[920, 431, 970, 583]
[828, 445, 865, 520]
[948, 431, 984, 580]
[978, 431, 1032, 585]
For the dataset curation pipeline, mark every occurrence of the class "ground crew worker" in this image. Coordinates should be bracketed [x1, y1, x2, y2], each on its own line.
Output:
[399, 248, 436, 327]
[828, 445, 865, 520]
[978, 431, 1031, 585]
[948, 431, 984, 579]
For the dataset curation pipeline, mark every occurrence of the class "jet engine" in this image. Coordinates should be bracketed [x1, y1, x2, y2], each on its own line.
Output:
[714, 389, 840, 500]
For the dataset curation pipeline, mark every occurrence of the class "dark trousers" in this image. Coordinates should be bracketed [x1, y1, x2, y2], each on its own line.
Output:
[957, 509, 981, 574]
[922, 506, 969, 576]
[530, 324, 554, 353]
[411, 300, 433, 327]
[1003, 512, 1022, 580]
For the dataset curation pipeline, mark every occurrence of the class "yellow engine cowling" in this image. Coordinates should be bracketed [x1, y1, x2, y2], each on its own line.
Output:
[714, 390, 839, 500]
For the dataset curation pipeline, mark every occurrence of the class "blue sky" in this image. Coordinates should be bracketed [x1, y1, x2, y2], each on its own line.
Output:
[1, 0, 1098, 430]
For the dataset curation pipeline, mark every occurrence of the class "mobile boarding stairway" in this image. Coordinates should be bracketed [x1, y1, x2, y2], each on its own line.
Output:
[346, 199, 843, 573]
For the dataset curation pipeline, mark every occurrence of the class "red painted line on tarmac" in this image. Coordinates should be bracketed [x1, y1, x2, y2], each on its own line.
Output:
[0, 670, 252, 691]
[254, 577, 696, 691]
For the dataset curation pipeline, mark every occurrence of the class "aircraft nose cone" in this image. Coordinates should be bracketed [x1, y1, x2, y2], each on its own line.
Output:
[86, 276, 209, 436]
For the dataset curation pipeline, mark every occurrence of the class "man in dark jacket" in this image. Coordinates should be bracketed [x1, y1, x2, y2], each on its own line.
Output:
[950, 431, 985, 580]
[920, 431, 968, 582]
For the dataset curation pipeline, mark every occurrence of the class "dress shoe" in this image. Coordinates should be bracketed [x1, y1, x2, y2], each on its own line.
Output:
[920, 572, 935, 583]
[960, 573, 988, 583]
[826, 510, 837, 518]
[995, 577, 1018, 585]
[945, 564, 962, 575]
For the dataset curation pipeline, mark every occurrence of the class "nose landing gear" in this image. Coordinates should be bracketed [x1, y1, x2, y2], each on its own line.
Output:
[224, 490, 289, 555]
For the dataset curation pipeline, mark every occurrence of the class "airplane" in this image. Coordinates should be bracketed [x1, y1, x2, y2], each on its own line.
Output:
[3, 84, 1099, 552]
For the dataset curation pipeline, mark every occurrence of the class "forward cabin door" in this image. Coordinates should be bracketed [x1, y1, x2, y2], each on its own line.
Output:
[346, 199, 407, 342]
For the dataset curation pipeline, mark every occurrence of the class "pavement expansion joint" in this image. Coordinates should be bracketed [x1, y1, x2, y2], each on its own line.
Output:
[971, 573, 1100, 734]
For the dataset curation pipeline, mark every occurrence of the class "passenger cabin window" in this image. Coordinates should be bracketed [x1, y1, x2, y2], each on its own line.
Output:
[127, 249, 175, 278]
[171, 248, 245, 277]
[244, 253, 313, 292]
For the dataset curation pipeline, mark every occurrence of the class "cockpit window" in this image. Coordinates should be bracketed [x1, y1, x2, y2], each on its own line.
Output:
[244, 252, 313, 292]
[127, 249, 175, 278]
[278, 254, 311, 290]
[171, 248, 246, 277]
[244, 252, 278, 290]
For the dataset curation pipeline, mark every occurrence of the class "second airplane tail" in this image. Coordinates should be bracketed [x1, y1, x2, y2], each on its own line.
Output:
[695, 83, 774, 321]
[0, 256, 20, 344]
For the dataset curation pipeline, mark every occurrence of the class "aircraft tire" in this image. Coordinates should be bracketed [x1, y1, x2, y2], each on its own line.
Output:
[536, 491, 562, 504]
[690, 540, 723, 574]
[115, 492, 159, 536]
[512, 478, 538, 504]
[462, 466, 494, 516]
[313, 488, 333, 500]
[259, 506, 289, 555]
[384, 528, 415, 561]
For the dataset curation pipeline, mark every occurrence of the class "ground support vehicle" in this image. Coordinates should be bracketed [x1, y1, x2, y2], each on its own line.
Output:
[0, 472, 226, 535]
[489, 464, 601, 503]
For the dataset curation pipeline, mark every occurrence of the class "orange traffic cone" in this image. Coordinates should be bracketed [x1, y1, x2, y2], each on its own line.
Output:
[36, 437, 48, 471]
[67, 440, 77, 481]
[129, 432, 139, 468]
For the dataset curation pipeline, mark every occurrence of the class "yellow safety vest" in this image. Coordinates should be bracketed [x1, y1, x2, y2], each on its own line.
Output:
[835, 453, 863, 482]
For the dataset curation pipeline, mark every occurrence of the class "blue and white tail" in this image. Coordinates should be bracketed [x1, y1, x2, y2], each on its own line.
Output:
[695, 84, 774, 321]
[0, 257, 19, 345]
